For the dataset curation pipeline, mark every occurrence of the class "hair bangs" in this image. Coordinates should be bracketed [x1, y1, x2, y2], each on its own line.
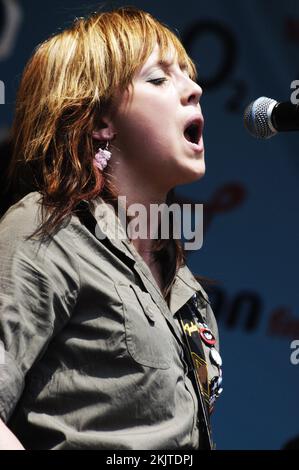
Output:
[153, 20, 198, 81]
[98, 9, 198, 93]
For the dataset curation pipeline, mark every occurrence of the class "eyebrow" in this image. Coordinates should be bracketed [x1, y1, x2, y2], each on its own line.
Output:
[157, 59, 172, 67]
[142, 59, 171, 72]
[150, 59, 188, 71]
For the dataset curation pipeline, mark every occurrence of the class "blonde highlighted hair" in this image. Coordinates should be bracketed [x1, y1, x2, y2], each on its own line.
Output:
[7, 6, 198, 298]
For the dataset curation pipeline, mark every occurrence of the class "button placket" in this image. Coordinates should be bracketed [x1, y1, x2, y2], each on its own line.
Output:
[130, 285, 156, 325]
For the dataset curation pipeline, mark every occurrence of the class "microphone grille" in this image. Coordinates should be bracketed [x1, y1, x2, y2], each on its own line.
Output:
[243, 96, 278, 139]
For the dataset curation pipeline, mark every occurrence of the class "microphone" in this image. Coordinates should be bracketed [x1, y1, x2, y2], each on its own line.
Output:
[243, 96, 299, 139]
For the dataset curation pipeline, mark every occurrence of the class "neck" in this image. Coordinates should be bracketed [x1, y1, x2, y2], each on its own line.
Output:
[118, 190, 168, 259]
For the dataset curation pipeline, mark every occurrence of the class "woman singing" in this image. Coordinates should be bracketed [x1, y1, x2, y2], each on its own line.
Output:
[0, 6, 222, 450]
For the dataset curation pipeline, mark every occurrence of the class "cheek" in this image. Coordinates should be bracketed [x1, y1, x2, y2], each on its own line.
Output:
[114, 90, 178, 163]
[116, 110, 169, 155]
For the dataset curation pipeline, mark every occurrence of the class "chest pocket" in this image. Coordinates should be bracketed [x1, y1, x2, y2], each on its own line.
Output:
[114, 282, 171, 370]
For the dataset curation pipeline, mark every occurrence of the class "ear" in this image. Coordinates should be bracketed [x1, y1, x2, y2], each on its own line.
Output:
[92, 116, 116, 141]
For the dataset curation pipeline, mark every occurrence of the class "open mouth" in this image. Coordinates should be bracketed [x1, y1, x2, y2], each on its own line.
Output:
[183, 118, 203, 145]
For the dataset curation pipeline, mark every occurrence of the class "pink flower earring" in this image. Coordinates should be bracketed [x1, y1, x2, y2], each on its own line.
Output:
[94, 141, 112, 170]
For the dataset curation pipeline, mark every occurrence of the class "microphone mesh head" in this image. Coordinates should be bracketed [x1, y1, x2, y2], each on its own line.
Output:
[243, 96, 278, 139]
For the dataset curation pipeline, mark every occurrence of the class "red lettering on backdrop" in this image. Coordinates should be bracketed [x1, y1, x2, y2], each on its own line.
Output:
[174, 182, 247, 235]
[268, 308, 299, 338]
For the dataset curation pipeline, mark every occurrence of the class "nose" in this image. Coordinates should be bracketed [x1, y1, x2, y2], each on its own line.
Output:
[181, 77, 203, 106]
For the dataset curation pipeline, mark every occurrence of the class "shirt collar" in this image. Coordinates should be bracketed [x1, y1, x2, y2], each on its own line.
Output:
[88, 195, 209, 316]
[169, 263, 210, 314]
[88, 195, 135, 260]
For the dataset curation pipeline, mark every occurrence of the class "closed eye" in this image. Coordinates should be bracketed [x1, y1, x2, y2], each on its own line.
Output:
[147, 78, 168, 86]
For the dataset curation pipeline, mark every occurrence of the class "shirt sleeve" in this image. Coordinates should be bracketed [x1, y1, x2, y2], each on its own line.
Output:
[0, 218, 79, 423]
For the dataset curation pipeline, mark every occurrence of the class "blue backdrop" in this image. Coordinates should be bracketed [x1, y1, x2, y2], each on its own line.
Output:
[1, 0, 299, 450]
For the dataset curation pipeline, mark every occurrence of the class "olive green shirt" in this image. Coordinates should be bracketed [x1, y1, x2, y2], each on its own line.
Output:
[0, 192, 220, 450]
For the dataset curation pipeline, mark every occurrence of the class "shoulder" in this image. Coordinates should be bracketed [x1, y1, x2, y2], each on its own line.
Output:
[0, 191, 77, 248]
[0, 192, 80, 289]
[0, 192, 43, 240]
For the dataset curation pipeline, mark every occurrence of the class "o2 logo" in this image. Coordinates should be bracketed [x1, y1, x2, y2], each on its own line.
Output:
[290, 340, 299, 365]
[0, 0, 22, 61]
[0, 0, 22, 106]
[182, 19, 249, 113]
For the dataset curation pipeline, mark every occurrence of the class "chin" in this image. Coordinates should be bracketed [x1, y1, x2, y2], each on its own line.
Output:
[160, 156, 206, 190]
[179, 158, 206, 185]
